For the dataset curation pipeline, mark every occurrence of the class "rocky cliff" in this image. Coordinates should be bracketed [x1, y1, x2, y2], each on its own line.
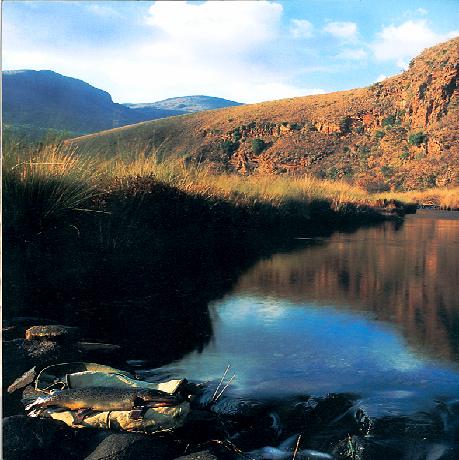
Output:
[72, 37, 459, 191]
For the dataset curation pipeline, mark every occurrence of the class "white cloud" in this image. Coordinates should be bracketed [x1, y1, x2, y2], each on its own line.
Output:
[5, 1, 323, 104]
[146, 1, 282, 54]
[86, 4, 121, 17]
[371, 20, 459, 68]
[375, 74, 387, 82]
[336, 48, 367, 61]
[417, 8, 428, 16]
[323, 21, 358, 41]
[290, 19, 314, 38]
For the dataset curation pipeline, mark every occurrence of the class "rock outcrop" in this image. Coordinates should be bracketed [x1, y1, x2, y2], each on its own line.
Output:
[73, 37, 459, 191]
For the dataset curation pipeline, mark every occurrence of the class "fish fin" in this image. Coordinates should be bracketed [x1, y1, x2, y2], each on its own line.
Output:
[25, 397, 47, 412]
[72, 408, 94, 425]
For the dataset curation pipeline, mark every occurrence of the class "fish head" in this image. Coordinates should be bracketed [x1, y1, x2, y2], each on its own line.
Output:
[134, 389, 178, 407]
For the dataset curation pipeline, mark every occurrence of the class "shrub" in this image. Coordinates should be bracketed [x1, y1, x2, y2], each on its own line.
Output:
[251, 138, 267, 155]
[400, 150, 410, 160]
[232, 127, 242, 142]
[375, 130, 385, 140]
[339, 116, 352, 134]
[408, 131, 427, 146]
[221, 140, 239, 155]
[380, 166, 393, 178]
[382, 115, 396, 127]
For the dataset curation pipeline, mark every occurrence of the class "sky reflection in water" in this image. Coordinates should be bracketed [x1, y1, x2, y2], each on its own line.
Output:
[156, 211, 459, 416]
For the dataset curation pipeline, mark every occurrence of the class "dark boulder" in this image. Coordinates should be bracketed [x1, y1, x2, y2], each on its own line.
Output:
[84, 433, 179, 460]
[3, 415, 77, 460]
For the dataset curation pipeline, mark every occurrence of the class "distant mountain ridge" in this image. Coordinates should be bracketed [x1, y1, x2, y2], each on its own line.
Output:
[71, 37, 459, 191]
[125, 95, 242, 114]
[2, 70, 242, 137]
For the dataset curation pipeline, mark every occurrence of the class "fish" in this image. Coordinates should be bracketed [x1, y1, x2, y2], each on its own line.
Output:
[25, 387, 179, 412]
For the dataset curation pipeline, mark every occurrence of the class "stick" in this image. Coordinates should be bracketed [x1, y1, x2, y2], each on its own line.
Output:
[292, 434, 302, 460]
[212, 365, 230, 402]
[214, 373, 236, 401]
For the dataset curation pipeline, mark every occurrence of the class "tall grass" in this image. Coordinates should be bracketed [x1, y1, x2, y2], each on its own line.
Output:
[376, 188, 459, 210]
[3, 142, 412, 243]
[3, 142, 101, 237]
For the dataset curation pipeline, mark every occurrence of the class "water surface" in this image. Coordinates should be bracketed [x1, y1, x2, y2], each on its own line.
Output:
[152, 211, 459, 416]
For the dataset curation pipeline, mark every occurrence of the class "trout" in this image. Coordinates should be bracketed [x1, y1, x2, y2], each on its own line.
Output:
[25, 387, 179, 412]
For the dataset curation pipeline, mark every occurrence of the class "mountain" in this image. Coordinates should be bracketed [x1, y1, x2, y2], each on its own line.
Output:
[72, 37, 459, 191]
[2, 70, 241, 138]
[125, 95, 243, 115]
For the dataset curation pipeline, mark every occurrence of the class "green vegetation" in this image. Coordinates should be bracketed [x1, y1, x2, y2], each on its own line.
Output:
[251, 138, 267, 155]
[221, 139, 239, 155]
[408, 131, 427, 146]
[374, 130, 385, 140]
[382, 115, 397, 127]
[339, 116, 352, 134]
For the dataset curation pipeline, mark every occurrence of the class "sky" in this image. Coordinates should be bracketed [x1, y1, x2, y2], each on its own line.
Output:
[3, 0, 459, 104]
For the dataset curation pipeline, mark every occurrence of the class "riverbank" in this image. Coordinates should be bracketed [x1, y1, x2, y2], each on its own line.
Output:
[3, 142, 423, 459]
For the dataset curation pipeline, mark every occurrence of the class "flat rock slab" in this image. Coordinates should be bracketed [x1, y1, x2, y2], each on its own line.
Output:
[84, 433, 179, 460]
[25, 324, 82, 342]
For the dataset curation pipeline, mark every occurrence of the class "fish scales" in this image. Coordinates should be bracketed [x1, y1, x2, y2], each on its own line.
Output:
[26, 387, 178, 412]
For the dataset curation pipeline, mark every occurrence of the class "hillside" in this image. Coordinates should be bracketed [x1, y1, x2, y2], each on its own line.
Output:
[125, 95, 243, 114]
[72, 37, 459, 191]
[2, 70, 181, 136]
[2, 70, 241, 138]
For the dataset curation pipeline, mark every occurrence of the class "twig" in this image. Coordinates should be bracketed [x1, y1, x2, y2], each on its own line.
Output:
[212, 365, 230, 402]
[292, 434, 302, 460]
[214, 373, 236, 401]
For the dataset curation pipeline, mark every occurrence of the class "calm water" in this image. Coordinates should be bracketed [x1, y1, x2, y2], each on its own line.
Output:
[152, 210, 459, 416]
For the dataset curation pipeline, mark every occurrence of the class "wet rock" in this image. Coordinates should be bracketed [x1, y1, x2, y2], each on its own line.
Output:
[25, 324, 82, 343]
[2, 325, 18, 341]
[78, 342, 121, 353]
[174, 451, 219, 460]
[175, 410, 223, 444]
[84, 433, 179, 460]
[210, 397, 267, 418]
[4, 316, 58, 339]
[3, 415, 77, 460]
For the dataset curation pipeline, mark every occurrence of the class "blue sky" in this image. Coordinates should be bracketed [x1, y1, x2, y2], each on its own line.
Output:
[3, 1, 458, 103]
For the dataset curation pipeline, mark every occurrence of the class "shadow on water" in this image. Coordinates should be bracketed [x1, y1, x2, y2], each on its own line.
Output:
[5, 217, 375, 366]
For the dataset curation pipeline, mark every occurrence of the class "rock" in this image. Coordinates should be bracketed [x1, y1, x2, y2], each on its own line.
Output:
[4, 316, 58, 339]
[3, 415, 77, 460]
[3, 338, 79, 416]
[7, 366, 37, 393]
[84, 433, 179, 460]
[175, 410, 223, 444]
[174, 451, 219, 460]
[2, 325, 18, 341]
[78, 342, 122, 353]
[3, 339, 63, 387]
[25, 324, 82, 342]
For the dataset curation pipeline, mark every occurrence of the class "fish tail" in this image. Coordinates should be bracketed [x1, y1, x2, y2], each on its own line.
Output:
[25, 396, 48, 412]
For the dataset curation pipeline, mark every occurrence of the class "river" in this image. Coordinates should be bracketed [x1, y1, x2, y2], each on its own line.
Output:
[149, 210, 459, 417]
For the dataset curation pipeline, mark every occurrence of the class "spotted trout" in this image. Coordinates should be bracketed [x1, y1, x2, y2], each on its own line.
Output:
[25, 387, 180, 412]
